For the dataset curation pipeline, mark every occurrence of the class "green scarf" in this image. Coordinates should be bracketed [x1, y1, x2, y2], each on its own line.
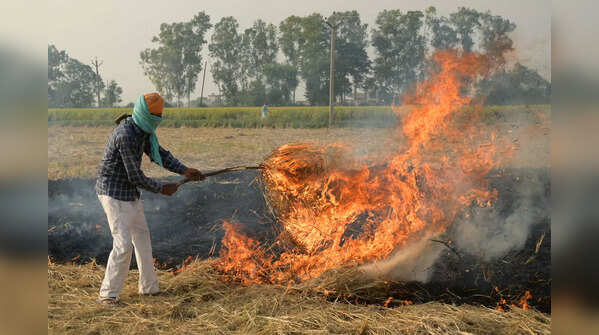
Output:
[132, 95, 163, 166]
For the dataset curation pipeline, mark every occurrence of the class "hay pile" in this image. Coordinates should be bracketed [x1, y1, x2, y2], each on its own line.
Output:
[48, 259, 550, 334]
[261, 142, 340, 219]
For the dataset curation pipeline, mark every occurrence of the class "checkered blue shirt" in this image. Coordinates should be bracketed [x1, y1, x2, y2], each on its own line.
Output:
[95, 117, 187, 201]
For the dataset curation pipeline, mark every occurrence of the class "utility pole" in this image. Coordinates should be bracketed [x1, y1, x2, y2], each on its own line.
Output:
[91, 57, 103, 108]
[187, 77, 191, 107]
[106, 79, 110, 107]
[199, 60, 208, 107]
[325, 19, 339, 129]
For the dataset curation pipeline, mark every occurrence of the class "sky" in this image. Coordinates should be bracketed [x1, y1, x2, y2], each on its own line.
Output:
[46, 0, 551, 104]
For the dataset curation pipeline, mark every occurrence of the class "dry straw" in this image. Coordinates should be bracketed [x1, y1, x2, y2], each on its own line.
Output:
[49, 259, 550, 335]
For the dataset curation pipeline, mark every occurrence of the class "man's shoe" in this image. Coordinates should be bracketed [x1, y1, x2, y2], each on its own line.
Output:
[140, 290, 164, 297]
[96, 297, 121, 307]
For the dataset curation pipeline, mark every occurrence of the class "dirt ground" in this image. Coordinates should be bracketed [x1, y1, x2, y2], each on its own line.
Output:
[48, 127, 394, 180]
[48, 116, 549, 180]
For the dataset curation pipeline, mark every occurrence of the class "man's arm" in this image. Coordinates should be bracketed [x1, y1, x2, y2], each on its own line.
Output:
[145, 143, 187, 175]
[146, 143, 205, 181]
[118, 136, 162, 193]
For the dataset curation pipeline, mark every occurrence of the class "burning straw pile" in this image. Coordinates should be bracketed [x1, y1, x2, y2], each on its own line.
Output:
[211, 49, 550, 315]
[216, 50, 516, 286]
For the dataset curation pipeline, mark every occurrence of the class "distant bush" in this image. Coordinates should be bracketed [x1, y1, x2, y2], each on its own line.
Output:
[48, 105, 550, 128]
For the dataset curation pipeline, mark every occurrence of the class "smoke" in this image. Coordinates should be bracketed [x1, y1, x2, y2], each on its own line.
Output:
[358, 96, 550, 282]
[359, 166, 549, 283]
[447, 109, 550, 261]
[48, 178, 187, 261]
[48, 180, 118, 260]
[451, 170, 549, 261]
[361, 235, 444, 282]
[47, 172, 269, 264]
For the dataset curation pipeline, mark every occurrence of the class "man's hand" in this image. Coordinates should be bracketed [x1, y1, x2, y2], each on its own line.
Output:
[184, 168, 205, 181]
[161, 183, 179, 196]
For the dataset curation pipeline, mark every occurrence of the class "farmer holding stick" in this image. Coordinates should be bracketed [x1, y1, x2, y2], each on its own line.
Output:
[95, 92, 204, 306]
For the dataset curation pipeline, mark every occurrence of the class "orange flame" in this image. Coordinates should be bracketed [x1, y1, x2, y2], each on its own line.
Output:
[218, 221, 273, 284]
[217, 50, 513, 285]
[517, 290, 533, 311]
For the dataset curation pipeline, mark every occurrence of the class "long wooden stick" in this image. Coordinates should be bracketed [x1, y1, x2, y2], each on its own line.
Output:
[176, 165, 263, 187]
[430, 239, 462, 260]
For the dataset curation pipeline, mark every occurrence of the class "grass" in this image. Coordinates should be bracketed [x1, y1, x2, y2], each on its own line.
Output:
[48, 105, 550, 181]
[48, 126, 393, 180]
[48, 105, 550, 128]
[48, 106, 394, 128]
[48, 259, 551, 335]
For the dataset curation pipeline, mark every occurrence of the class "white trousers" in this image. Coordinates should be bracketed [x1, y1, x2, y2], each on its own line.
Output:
[98, 195, 159, 298]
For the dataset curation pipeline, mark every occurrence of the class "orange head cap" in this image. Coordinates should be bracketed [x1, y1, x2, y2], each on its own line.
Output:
[144, 93, 164, 117]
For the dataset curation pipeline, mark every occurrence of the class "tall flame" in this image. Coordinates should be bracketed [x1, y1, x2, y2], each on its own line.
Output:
[218, 50, 513, 285]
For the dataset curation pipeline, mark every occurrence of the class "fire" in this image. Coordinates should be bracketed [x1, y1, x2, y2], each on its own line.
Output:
[516, 290, 532, 311]
[218, 221, 273, 284]
[218, 50, 513, 285]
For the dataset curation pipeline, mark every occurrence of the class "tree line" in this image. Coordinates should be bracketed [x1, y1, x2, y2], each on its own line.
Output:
[48, 6, 550, 108]
[48, 45, 123, 108]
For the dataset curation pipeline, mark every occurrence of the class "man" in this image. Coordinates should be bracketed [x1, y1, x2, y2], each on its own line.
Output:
[95, 92, 204, 306]
[261, 101, 269, 119]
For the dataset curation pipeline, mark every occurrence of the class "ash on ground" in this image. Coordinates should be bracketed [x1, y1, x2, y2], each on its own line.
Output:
[48, 168, 549, 312]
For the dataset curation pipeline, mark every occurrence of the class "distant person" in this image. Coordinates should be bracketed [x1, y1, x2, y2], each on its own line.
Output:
[95, 92, 205, 307]
[261, 101, 269, 119]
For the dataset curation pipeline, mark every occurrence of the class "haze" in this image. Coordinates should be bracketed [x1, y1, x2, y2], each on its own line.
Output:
[47, 0, 550, 104]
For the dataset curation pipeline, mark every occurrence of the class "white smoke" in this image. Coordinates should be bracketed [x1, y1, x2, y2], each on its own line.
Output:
[451, 171, 548, 261]
[361, 234, 445, 282]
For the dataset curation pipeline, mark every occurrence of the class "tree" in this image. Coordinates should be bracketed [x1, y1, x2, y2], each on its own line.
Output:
[263, 63, 297, 105]
[328, 11, 370, 104]
[479, 11, 516, 66]
[140, 48, 174, 102]
[279, 15, 303, 103]
[48, 44, 68, 105]
[140, 12, 212, 106]
[48, 45, 67, 85]
[48, 44, 99, 107]
[243, 19, 278, 81]
[425, 6, 458, 51]
[284, 12, 372, 105]
[361, 76, 379, 104]
[298, 13, 330, 105]
[91, 57, 104, 107]
[209, 16, 244, 106]
[236, 19, 280, 106]
[60, 58, 98, 107]
[480, 63, 550, 105]
[372, 10, 426, 103]
[102, 80, 123, 107]
[449, 7, 481, 53]
[240, 79, 267, 106]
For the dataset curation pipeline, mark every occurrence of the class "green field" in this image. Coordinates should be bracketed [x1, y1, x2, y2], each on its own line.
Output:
[48, 105, 550, 128]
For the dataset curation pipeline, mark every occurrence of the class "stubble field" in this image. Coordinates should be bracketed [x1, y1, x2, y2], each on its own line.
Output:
[48, 107, 551, 334]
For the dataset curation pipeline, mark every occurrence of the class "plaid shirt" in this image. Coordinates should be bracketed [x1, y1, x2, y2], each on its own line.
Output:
[95, 117, 187, 201]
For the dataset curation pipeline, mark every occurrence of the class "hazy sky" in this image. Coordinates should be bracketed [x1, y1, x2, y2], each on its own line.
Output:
[47, 0, 550, 104]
